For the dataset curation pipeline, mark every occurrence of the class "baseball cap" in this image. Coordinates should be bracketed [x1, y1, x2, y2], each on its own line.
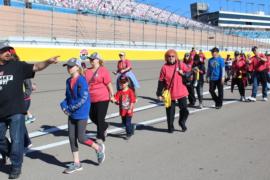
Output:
[119, 76, 129, 84]
[80, 49, 88, 55]
[210, 47, 219, 53]
[119, 52, 125, 56]
[0, 42, 13, 53]
[88, 52, 101, 60]
[63, 58, 82, 67]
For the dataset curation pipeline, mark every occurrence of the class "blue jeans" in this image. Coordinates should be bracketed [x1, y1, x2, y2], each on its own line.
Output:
[121, 116, 133, 135]
[0, 114, 25, 169]
[267, 72, 270, 90]
[251, 71, 268, 98]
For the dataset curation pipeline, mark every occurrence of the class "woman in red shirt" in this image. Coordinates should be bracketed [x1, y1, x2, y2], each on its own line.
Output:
[156, 49, 190, 133]
[231, 51, 247, 101]
[84, 52, 114, 142]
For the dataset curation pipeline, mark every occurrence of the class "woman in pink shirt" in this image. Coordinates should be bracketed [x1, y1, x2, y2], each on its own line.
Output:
[156, 49, 190, 133]
[84, 52, 114, 142]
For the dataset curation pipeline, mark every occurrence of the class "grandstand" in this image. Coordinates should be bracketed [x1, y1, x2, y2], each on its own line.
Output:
[0, 0, 269, 58]
[192, 2, 270, 46]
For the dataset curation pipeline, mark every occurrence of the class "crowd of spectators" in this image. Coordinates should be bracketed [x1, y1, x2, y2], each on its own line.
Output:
[27, 0, 212, 28]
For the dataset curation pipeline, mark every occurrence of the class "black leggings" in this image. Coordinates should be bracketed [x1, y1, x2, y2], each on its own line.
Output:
[165, 97, 189, 131]
[231, 78, 245, 97]
[89, 101, 109, 141]
[68, 118, 93, 152]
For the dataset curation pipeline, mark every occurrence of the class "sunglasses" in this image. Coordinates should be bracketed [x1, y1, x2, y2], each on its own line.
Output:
[0, 47, 14, 54]
[81, 54, 87, 56]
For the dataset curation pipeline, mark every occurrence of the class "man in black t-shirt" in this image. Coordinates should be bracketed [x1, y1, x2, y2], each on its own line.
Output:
[0, 43, 59, 179]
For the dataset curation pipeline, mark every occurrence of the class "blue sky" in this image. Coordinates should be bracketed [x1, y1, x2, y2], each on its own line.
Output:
[136, 0, 270, 17]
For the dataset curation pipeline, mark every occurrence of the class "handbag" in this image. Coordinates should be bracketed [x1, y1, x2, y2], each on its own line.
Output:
[162, 63, 177, 108]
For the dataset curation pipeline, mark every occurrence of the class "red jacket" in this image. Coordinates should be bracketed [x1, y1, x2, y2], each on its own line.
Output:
[159, 61, 190, 100]
[249, 54, 267, 72]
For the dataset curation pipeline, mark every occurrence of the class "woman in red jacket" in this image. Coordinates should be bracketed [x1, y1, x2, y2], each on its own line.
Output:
[156, 49, 190, 133]
[231, 51, 247, 101]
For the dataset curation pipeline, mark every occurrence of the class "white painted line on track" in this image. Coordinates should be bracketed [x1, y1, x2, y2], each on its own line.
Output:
[27, 87, 258, 154]
[28, 86, 231, 138]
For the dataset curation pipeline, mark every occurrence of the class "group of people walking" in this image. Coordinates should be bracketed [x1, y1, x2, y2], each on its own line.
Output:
[0, 43, 269, 179]
[156, 46, 270, 135]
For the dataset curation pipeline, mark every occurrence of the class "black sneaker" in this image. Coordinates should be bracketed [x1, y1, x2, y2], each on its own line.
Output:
[9, 167, 21, 179]
[125, 134, 132, 140]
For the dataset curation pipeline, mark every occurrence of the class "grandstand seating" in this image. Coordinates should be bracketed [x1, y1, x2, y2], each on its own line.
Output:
[0, 5, 268, 51]
[23, 0, 211, 29]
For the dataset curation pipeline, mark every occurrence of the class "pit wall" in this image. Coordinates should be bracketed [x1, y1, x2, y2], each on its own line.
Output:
[13, 46, 239, 62]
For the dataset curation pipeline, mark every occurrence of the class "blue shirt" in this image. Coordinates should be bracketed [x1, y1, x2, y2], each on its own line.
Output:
[207, 56, 225, 81]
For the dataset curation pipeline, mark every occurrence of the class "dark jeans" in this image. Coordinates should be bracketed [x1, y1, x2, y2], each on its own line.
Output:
[231, 78, 245, 97]
[165, 97, 189, 132]
[209, 80, 224, 107]
[251, 71, 268, 98]
[0, 114, 25, 169]
[24, 99, 32, 148]
[121, 116, 132, 135]
[89, 101, 109, 141]
[186, 84, 196, 105]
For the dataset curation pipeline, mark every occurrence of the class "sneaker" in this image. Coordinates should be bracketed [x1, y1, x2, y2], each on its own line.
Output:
[63, 163, 83, 174]
[198, 103, 203, 109]
[25, 116, 36, 124]
[247, 97, 256, 102]
[0, 153, 7, 165]
[9, 167, 21, 179]
[96, 143, 105, 165]
[263, 97, 268, 101]
[125, 134, 132, 140]
[240, 96, 246, 102]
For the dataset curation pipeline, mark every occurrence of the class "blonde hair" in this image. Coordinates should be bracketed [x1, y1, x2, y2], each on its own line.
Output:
[78, 66, 84, 75]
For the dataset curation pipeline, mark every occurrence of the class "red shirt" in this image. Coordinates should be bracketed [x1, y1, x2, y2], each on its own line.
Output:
[70, 76, 79, 90]
[117, 59, 132, 72]
[159, 61, 190, 100]
[267, 56, 270, 73]
[114, 88, 136, 117]
[199, 53, 206, 64]
[249, 54, 267, 72]
[84, 66, 112, 103]
[232, 58, 247, 74]
[190, 50, 197, 60]
[232, 59, 247, 78]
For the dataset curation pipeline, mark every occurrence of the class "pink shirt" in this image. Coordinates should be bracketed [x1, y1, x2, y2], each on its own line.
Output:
[84, 66, 112, 103]
[159, 61, 189, 100]
[117, 59, 132, 72]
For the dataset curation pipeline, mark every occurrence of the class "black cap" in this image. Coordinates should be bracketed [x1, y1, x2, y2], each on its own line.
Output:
[251, 46, 258, 52]
[234, 51, 240, 56]
[210, 47, 219, 53]
[119, 75, 129, 84]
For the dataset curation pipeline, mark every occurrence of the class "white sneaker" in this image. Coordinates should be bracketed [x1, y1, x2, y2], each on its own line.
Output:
[263, 97, 268, 101]
[247, 97, 256, 102]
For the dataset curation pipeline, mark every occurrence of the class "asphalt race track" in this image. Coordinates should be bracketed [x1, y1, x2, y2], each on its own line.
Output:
[0, 60, 269, 180]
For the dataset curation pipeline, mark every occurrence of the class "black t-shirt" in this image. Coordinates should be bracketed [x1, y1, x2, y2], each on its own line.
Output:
[0, 61, 35, 118]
